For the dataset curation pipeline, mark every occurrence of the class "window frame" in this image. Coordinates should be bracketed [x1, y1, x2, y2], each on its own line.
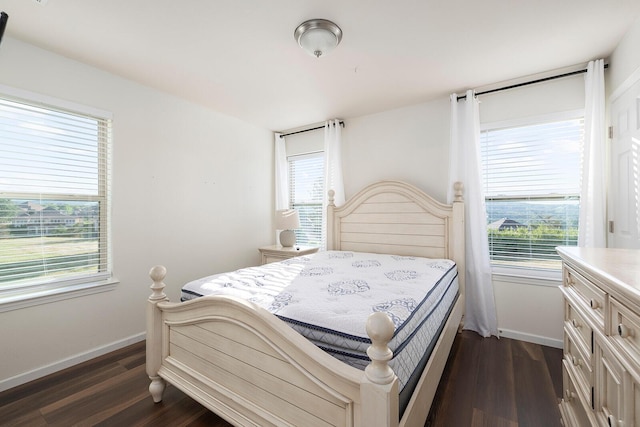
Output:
[480, 109, 584, 283]
[287, 150, 325, 249]
[0, 84, 118, 312]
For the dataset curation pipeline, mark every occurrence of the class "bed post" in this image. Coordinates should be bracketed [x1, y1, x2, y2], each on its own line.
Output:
[146, 265, 169, 403]
[451, 182, 465, 290]
[327, 189, 337, 250]
[452, 181, 465, 330]
[361, 312, 399, 427]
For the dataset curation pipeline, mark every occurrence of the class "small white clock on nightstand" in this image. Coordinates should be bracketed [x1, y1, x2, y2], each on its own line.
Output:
[258, 245, 319, 265]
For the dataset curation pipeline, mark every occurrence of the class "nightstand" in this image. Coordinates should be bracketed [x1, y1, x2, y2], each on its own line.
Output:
[258, 245, 319, 265]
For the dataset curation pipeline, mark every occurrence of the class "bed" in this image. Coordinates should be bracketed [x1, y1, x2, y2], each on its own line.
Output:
[146, 180, 465, 427]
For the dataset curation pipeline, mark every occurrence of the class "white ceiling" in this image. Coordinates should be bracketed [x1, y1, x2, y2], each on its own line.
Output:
[2, 0, 640, 131]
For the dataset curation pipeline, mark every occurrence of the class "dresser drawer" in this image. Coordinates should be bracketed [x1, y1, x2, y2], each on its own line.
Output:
[593, 340, 624, 427]
[564, 327, 592, 402]
[560, 361, 594, 427]
[564, 298, 593, 360]
[564, 266, 605, 328]
[609, 296, 640, 365]
[263, 254, 289, 264]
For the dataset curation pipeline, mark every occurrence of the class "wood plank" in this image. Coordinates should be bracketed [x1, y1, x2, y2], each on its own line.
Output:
[427, 331, 483, 427]
[0, 409, 47, 427]
[176, 323, 355, 404]
[0, 341, 143, 409]
[352, 202, 427, 214]
[0, 362, 128, 421]
[171, 327, 349, 406]
[510, 340, 562, 427]
[473, 337, 517, 423]
[340, 242, 447, 259]
[40, 364, 151, 425]
[341, 222, 445, 236]
[542, 344, 564, 399]
[341, 213, 444, 225]
[168, 335, 346, 426]
[181, 321, 286, 363]
[341, 232, 445, 248]
[470, 408, 519, 427]
[92, 384, 222, 427]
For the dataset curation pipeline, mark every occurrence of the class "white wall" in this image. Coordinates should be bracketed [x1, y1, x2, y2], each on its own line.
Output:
[0, 37, 273, 389]
[608, 15, 640, 96]
[342, 99, 450, 201]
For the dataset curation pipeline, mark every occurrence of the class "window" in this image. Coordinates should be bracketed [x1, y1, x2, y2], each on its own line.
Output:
[0, 87, 114, 309]
[288, 152, 324, 248]
[480, 112, 583, 272]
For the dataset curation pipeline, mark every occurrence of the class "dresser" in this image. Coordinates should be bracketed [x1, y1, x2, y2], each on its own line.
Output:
[557, 246, 640, 427]
[258, 245, 319, 265]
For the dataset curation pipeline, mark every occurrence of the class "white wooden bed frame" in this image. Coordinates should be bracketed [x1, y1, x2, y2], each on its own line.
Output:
[146, 180, 465, 427]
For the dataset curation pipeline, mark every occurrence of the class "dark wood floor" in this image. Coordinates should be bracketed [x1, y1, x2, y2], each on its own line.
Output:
[427, 331, 563, 427]
[0, 331, 562, 426]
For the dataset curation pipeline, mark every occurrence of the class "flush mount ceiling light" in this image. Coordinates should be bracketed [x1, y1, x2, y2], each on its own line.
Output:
[294, 19, 342, 58]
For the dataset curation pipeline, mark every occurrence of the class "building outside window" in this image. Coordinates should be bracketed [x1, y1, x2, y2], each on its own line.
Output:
[480, 111, 584, 273]
[0, 87, 113, 308]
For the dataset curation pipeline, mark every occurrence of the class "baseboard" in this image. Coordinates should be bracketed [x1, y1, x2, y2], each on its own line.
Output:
[498, 328, 563, 349]
[0, 332, 146, 393]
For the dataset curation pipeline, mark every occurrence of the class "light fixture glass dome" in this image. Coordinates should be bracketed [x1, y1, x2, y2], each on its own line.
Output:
[294, 19, 342, 58]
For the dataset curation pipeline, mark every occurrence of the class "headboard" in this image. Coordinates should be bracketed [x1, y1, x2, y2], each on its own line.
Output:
[327, 180, 465, 294]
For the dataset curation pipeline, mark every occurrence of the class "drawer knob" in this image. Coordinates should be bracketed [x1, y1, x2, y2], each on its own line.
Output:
[564, 389, 576, 401]
[571, 318, 581, 328]
[590, 299, 599, 309]
[618, 323, 634, 338]
[572, 356, 582, 366]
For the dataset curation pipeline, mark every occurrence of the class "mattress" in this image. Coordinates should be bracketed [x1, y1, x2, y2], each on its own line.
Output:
[181, 250, 459, 410]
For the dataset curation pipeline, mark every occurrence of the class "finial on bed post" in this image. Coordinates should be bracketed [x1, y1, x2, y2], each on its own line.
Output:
[327, 189, 336, 250]
[453, 181, 464, 203]
[362, 312, 399, 427]
[451, 181, 466, 321]
[149, 265, 167, 301]
[147, 265, 169, 403]
[365, 312, 395, 385]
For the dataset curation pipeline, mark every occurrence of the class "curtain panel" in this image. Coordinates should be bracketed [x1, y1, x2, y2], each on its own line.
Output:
[324, 119, 345, 206]
[322, 120, 345, 247]
[578, 59, 607, 247]
[275, 133, 289, 211]
[448, 90, 498, 338]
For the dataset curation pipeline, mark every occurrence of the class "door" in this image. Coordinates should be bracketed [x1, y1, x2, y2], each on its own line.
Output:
[609, 77, 640, 249]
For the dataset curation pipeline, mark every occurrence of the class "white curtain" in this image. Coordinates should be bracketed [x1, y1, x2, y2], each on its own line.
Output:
[578, 59, 607, 247]
[324, 119, 345, 206]
[323, 120, 345, 247]
[448, 90, 498, 338]
[275, 133, 289, 210]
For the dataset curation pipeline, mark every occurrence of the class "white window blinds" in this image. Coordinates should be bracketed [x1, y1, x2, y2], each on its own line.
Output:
[288, 152, 324, 248]
[481, 116, 583, 270]
[0, 93, 112, 290]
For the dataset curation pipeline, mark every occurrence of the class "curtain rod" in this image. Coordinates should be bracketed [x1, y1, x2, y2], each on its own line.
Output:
[279, 120, 345, 138]
[456, 63, 609, 101]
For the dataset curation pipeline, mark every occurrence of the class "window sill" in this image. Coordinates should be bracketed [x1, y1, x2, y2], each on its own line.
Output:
[491, 266, 562, 287]
[0, 277, 120, 313]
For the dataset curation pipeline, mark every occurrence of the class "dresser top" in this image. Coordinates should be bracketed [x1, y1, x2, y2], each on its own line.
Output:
[557, 246, 640, 298]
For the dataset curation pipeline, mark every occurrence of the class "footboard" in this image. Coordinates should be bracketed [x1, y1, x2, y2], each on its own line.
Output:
[146, 266, 399, 427]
